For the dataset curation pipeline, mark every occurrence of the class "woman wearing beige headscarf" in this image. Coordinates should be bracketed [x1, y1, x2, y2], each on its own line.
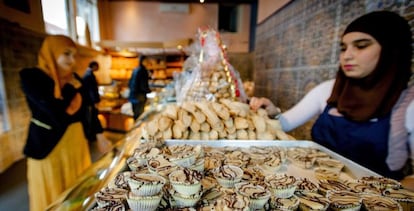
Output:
[19, 35, 104, 211]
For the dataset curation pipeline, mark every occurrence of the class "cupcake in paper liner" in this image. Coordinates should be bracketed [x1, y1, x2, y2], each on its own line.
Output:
[126, 191, 162, 211]
[169, 168, 202, 196]
[382, 187, 414, 211]
[361, 194, 402, 211]
[91, 201, 128, 211]
[214, 193, 250, 211]
[95, 187, 128, 208]
[213, 165, 243, 188]
[260, 154, 283, 172]
[358, 176, 401, 189]
[234, 182, 271, 210]
[314, 167, 340, 181]
[108, 171, 131, 191]
[147, 155, 179, 177]
[170, 189, 202, 208]
[269, 195, 299, 211]
[295, 178, 318, 193]
[132, 144, 160, 166]
[127, 156, 147, 172]
[317, 179, 351, 196]
[316, 158, 345, 173]
[166, 145, 197, 168]
[241, 166, 266, 186]
[290, 156, 316, 169]
[326, 190, 362, 211]
[264, 174, 297, 198]
[295, 191, 330, 211]
[189, 158, 204, 173]
[345, 180, 381, 195]
[168, 151, 196, 168]
[127, 173, 166, 196]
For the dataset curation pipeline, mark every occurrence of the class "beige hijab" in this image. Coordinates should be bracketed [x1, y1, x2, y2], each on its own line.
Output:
[37, 35, 77, 99]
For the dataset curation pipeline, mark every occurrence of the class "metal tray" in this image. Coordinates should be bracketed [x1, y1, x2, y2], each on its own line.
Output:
[165, 139, 381, 181]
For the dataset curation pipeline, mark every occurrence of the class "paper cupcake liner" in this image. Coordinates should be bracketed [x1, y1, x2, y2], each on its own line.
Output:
[171, 192, 201, 208]
[189, 158, 205, 173]
[215, 176, 242, 188]
[170, 182, 202, 196]
[361, 194, 403, 211]
[127, 175, 166, 196]
[248, 195, 271, 210]
[270, 195, 300, 211]
[269, 186, 296, 199]
[169, 153, 196, 168]
[126, 192, 162, 211]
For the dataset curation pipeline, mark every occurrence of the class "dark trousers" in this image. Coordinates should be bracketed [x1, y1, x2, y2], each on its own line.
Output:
[131, 94, 147, 119]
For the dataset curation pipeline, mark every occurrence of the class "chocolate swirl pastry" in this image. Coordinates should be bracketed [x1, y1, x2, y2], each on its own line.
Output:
[169, 168, 202, 184]
[318, 179, 351, 195]
[296, 178, 318, 193]
[147, 155, 178, 176]
[264, 174, 296, 189]
[361, 194, 402, 211]
[215, 193, 250, 210]
[359, 176, 401, 189]
[346, 181, 381, 194]
[383, 188, 414, 203]
[132, 144, 158, 158]
[129, 173, 165, 184]
[214, 165, 243, 179]
[270, 195, 299, 210]
[95, 187, 128, 207]
[262, 154, 282, 167]
[326, 190, 362, 210]
[91, 201, 128, 211]
[205, 157, 223, 171]
[167, 144, 195, 154]
[295, 191, 330, 211]
[109, 172, 131, 190]
[235, 182, 270, 198]
[242, 166, 265, 184]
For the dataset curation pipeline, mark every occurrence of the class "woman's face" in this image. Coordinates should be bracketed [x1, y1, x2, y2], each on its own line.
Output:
[56, 47, 77, 77]
[339, 32, 381, 79]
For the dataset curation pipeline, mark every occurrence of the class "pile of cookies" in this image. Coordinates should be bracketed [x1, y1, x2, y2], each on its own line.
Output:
[141, 99, 293, 141]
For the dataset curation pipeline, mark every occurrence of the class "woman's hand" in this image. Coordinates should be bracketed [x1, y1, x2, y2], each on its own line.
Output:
[249, 97, 280, 116]
[65, 93, 82, 115]
[96, 133, 113, 154]
[401, 176, 414, 191]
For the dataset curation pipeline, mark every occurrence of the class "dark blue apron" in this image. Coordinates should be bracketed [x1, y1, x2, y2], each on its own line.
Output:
[311, 105, 404, 179]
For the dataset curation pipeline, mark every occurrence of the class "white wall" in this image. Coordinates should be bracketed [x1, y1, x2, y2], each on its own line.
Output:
[100, 1, 250, 53]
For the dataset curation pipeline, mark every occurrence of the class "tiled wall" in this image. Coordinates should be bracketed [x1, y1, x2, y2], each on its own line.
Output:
[0, 19, 45, 172]
[254, 0, 414, 140]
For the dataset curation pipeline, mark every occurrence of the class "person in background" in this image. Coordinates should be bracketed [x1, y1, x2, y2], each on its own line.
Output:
[19, 35, 108, 211]
[80, 61, 112, 152]
[128, 55, 151, 119]
[250, 11, 414, 182]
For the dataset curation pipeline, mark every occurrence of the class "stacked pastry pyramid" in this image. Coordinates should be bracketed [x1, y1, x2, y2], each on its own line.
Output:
[141, 27, 292, 141]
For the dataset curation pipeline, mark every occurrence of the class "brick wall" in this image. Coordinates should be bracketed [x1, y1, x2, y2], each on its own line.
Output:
[254, 0, 414, 140]
[0, 19, 45, 173]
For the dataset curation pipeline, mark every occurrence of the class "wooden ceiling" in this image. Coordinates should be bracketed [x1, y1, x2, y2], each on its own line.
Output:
[108, 0, 257, 4]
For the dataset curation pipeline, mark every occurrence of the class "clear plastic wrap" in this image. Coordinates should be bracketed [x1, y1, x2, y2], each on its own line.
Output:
[176, 26, 247, 104]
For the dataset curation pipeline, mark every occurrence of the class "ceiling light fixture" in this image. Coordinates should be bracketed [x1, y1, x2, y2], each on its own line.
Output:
[200, 0, 204, 3]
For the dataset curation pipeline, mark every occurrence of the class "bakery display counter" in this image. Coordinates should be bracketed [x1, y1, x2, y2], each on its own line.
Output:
[86, 139, 388, 210]
[45, 107, 163, 211]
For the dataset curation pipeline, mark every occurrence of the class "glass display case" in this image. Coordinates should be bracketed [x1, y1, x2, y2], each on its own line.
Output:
[45, 107, 163, 211]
